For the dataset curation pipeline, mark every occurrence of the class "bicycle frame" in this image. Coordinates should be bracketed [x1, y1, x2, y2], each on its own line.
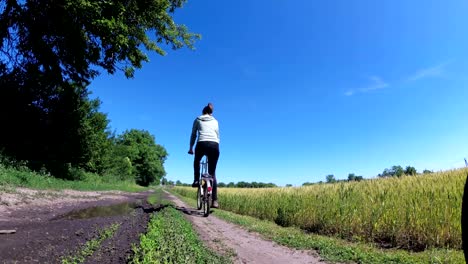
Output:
[198, 157, 213, 217]
[200, 157, 213, 195]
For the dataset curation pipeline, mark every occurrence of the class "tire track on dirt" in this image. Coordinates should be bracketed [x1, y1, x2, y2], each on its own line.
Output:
[0, 190, 154, 263]
[164, 191, 326, 264]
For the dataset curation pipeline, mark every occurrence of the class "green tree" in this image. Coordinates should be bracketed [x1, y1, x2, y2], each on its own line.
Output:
[405, 166, 417, 176]
[348, 173, 364, 181]
[1, 0, 200, 85]
[355, 176, 364, 181]
[62, 89, 112, 175]
[379, 168, 391, 177]
[392, 165, 404, 177]
[423, 169, 433, 174]
[116, 129, 168, 186]
[237, 181, 250, 188]
[105, 143, 135, 181]
[161, 177, 168, 185]
[380, 165, 404, 178]
[0, 1, 197, 178]
[0, 82, 112, 179]
[326, 174, 336, 183]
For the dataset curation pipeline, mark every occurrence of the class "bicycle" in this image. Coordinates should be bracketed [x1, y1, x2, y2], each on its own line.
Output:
[196, 157, 214, 217]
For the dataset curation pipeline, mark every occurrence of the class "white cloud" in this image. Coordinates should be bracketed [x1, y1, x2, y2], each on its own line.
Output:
[345, 76, 389, 96]
[408, 62, 449, 81]
[361, 76, 389, 91]
[345, 62, 451, 97]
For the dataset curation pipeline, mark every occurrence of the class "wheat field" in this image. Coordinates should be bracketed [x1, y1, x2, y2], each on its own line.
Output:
[173, 168, 467, 250]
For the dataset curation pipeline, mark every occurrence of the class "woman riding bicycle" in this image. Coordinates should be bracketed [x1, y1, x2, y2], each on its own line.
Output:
[188, 103, 220, 208]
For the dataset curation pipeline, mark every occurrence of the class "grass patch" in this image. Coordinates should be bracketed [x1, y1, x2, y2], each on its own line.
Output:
[61, 223, 120, 264]
[130, 205, 229, 264]
[171, 190, 465, 264]
[0, 165, 146, 192]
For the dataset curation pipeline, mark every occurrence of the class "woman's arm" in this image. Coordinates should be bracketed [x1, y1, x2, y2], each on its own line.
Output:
[189, 119, 198, 153]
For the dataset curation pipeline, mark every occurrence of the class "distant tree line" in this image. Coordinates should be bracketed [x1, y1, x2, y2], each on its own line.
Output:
[165, 180, 277, 188]
[377, 165, 432, 178]
[302, 173, 364, 186]
[220, 181, 277, 188]
[168, 165, 438, 188]
[303, 165, 434, 185]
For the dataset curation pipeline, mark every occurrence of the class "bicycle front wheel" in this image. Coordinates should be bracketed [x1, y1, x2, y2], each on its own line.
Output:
[202, 186, 210, 217]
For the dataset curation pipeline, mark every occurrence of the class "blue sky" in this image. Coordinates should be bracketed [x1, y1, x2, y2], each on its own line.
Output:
[89, 0, 468, 186]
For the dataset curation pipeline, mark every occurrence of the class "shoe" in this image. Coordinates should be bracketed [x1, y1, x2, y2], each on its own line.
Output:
[192, 180, 199, 188]
[212, 200, 219, 208]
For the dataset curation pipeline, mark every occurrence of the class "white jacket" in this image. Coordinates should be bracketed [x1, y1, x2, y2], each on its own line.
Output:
[190, 114, 220, 148]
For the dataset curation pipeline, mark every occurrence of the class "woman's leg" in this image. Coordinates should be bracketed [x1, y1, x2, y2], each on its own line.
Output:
[193, 143, 205, 186]
[206, 142, 220, 201]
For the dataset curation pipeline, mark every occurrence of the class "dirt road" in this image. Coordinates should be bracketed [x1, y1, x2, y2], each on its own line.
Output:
[0, 188, 325, 263]
[165, 191, 325, 264]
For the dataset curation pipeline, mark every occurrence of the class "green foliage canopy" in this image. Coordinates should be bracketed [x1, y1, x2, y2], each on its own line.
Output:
[0, 1, 189, 182]
[116, 129, 168, 186]
[326, 174, 336, 183]
[404, 166, 417, 176]
[1, 0, 200, 84]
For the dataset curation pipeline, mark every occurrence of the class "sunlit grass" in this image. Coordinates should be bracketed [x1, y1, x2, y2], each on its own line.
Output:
[0, 164, 146, 192]
[130, 206, 228, 264]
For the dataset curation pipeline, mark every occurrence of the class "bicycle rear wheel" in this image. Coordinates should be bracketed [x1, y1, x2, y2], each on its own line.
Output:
[196, 185, 202, 210]
[202, 185, 210, 217]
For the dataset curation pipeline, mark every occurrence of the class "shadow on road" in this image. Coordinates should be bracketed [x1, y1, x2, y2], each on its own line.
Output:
[174, 206, 213, 217]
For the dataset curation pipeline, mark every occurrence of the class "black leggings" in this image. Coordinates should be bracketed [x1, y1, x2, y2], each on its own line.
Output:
[194, 141, 219, 200]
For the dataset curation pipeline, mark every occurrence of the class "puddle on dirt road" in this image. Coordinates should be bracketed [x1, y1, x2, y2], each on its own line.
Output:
[57, 199, 143, 220]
